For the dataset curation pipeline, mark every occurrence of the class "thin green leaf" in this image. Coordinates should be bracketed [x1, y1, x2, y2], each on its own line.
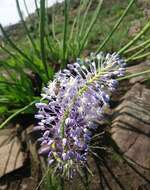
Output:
[0, 44, 18, 60]
[74, 0, 85, 42]
[127, 42, 150, 60]
[96, 0, 136, 53]
[34, 0, 40, 17]
[40, 0, 49, 79]
[124, 38, 150, 54]
[0, 81, 17, 86]
[117, 69, 150, 81]
[0, 24, 32, 62]
[23, 0, 32, 21]
[0, 100, 37, 129]
[51, 6, 58, 42]
[62, 0, 69, 67]
[78, 0, 103, 56]
[127, 51, 150, 62]
[119, 21, 150, 54]
[78, 0, 93, 39]
[16, 0, 39, 56]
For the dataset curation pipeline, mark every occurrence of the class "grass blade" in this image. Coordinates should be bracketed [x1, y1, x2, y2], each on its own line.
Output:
[74, 0, 85, 41]
[0, 100, 37, 129]
[23, 0, 32, 21]
[69, 15, 77, 42]
[123, 38, 150, 54]
[117, 69, 150, 81]
[96, 0, 136, 53]
[0, 41, 39, 74]
[78, 0, 93, 39]
[16, 0, 39, 56]
[0, 44, 18, 60]
[34, 0, 40, 17]
[51, 7, 60, 44]
[69, 0, 85, 43]
[40, 0, 49, 80]
[62, 0, 69, 67]
[118, 21, 150, 54]
[127, 42, 150, 60]
[127, 51, 150, 62]
[78, 0, 103, 56]
[0, 81, 17, 86]
[0, 24, 32, 62]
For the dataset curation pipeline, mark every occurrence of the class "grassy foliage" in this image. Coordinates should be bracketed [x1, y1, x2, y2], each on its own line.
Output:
[0, 0, 150, 126]
[0, 0, 104, 120]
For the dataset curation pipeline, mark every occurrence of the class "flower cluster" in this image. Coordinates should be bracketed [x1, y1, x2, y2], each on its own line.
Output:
[34, 52, 125, 177]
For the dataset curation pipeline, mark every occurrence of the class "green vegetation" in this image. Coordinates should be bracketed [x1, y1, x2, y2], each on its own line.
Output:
[0, 0, 150, 126]
[0, 0, 104, 121]
[0, 0, 150, 189]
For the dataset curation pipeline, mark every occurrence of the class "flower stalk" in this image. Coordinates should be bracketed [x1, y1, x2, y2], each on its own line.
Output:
[34, 52, 126, 178]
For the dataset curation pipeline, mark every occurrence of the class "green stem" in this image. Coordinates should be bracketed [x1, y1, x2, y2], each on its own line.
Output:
[0, 100, 37, 129]
[0, 81, 17, 85]
[51, 6, 58, 43]
[69, 15, 77, 41]
[78, 0, 103, 56]
[127, 42, 150, 61]
[124, 38, 150, 54]
[62, 0, 69, 67]
[34, 0, 40, 17]
[40, 0, 49, 80]
[96, 0, 136, 53]
[119, 21, 150, 54]
[127, 51, 150, 62]
[78, 0, 92, 39]
[23, 0, 32, 21]
[0, 44, 18, 60]
[0, 24, 32, 63]
[117, 69, 150, 81]
[34, 167, 51, 190]
[16, 0, 39, 56]
[0, 31, 39, 74]
[74, 0, 84, 42]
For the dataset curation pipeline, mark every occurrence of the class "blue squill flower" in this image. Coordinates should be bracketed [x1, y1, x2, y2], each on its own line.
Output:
[34, 52, 126, 178]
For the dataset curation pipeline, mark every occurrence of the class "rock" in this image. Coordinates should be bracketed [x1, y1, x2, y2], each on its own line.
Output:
[127, 60, 150, 84]
[143, 8, 150, 19]
[0, 184, 7, 190]
[21, 124, 44, 186]
[128, 20, 141, 37]
[0, 129, 26, 178]
[138, 0, 150, 19]
[111, 83, 150, 169]
[0, 125, 40, 190]
[138, 0, 150, 8]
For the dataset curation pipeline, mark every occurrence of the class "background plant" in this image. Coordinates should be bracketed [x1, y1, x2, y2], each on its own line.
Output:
[0, 0, 105, 121]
